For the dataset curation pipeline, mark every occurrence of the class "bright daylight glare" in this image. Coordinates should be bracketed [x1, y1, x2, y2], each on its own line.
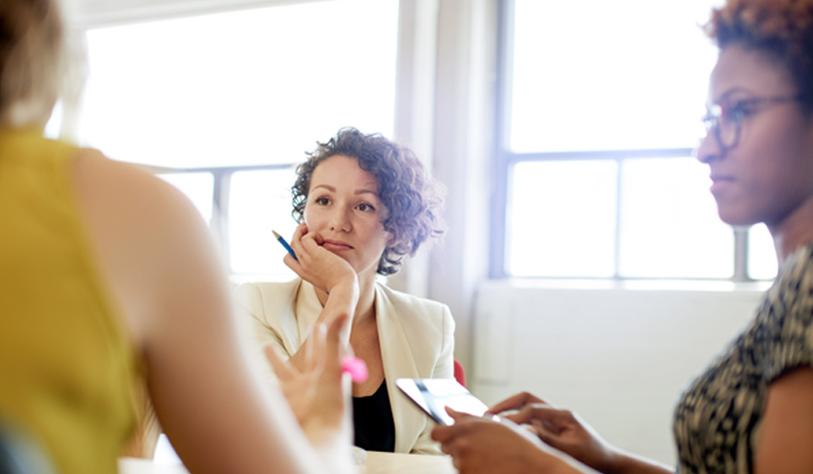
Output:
[79, 0, 398, 277]
[80, 0, 397, 168]
[505, 0, 753, 279]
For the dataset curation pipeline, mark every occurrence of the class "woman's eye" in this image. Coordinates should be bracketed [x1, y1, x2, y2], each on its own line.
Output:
[314, 196, 330, 206]
[357, 202, 375, 212]
[727, 101, 756, 121]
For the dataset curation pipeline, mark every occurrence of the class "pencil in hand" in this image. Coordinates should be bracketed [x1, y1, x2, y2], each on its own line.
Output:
[272, 230, 298, 261]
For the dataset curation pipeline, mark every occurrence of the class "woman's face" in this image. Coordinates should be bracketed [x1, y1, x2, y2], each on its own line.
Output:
[303, 154, 391, 275]
[697, 44, 813, 228]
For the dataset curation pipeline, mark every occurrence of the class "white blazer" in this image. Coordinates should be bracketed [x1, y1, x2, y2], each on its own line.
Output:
[237, 278, 455, 454]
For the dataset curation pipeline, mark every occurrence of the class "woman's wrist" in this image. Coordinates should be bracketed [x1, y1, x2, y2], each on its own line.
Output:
[325, 270, 357, 293]
[329, 273, 359, 298]
[319, 275, 359, 329]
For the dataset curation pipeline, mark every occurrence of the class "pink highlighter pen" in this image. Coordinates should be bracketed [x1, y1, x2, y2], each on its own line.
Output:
[341, 356, 368, 383]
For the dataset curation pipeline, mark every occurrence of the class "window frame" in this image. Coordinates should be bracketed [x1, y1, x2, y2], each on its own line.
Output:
[154, 164, 294, 273]
[60, 0, 432, 279]
[490, 0, 754, 281]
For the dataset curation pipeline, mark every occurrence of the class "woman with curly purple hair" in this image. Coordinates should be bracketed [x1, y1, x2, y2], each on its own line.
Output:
[239, 127, 454, 454]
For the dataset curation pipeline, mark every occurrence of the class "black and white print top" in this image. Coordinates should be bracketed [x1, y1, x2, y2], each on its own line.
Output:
[673, 242, 813, 474]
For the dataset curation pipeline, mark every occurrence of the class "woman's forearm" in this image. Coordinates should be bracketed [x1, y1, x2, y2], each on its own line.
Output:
[321, 275, 359, 326]
[289, 276, 359, 370]
[607, 452, 672, 474]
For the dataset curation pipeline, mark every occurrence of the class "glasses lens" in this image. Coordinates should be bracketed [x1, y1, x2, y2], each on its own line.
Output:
[704, 104, 739, 149]
[717, 112, 737, 149]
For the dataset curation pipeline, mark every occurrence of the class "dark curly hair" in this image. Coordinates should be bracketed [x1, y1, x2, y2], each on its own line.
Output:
[291, 128, 445, 276]
[706, 0, 813, 112]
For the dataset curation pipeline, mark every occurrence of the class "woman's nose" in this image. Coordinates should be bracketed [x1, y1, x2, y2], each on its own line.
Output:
[328, 206, 352, 232]
[695, 129, 722, 164]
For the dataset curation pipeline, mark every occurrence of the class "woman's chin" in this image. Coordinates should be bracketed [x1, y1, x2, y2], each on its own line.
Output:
[716, 206, 760, 227]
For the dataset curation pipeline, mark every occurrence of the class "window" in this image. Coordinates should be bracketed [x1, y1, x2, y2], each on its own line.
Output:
[495, 0, 770, 280]
[158, 172, 215, 223]
[79, 0, 399, 278]
[508, 160, 617, 278]
[228, 168, 298, 278]
[748, 224, 778, 280]
[617, 157, 732, 278]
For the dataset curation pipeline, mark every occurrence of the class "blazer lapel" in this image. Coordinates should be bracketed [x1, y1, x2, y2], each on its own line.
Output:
[294, 280, 323, 344]
[374, 283, 425, 453]
[255, 279, 303, 357]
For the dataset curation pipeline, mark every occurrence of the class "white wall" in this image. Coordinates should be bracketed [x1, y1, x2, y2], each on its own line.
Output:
[470, 280, 767, 466]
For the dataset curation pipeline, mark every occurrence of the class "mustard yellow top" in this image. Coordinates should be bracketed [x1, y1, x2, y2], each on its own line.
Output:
[0, 128, 140, 473]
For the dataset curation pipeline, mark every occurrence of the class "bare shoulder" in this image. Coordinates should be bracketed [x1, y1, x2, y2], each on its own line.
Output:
[769, 367, 813, 396]
[71, 147, 213, 269]
[71, 148, 202, 229]
[70, 148, 226, 346]
[757, 367, 813, 472]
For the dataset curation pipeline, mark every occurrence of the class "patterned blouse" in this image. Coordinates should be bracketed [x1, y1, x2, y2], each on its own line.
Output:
[673, 242, 813, 473]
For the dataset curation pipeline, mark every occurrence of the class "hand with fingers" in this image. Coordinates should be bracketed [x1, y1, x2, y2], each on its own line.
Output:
[431, 408, 587, 474]
[486, 391, 547, 415]
[489, 392, 620, 473]
[263, 314, 353, 450]
[284, 224, 357, 294]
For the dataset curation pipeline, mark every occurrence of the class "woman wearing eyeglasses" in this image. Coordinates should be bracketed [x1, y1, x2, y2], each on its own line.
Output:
[430, 1, 813, 473]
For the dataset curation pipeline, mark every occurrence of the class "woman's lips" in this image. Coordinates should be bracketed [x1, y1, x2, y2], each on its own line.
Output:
[710, 175, 735, 195]
[322, 240, 354, 251]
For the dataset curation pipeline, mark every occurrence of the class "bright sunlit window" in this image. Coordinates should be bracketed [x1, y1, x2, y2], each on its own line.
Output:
[508, 160, 618, 278]
[159, 172, 215, 223]
[509, 0, 716, 152]
[748, 224, 778, 280]
[499, 0, 770, 280]
[229, 168, 298, 278]
[79, 0, 399, 277]
[80, 0, 397, 168]
[617, 157, 732, 278]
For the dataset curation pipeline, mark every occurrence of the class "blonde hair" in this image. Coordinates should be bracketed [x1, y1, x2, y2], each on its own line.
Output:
[0, 0, 65, 128]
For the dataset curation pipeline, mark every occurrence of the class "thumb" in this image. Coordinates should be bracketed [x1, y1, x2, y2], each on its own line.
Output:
[445, 406, 471, 422]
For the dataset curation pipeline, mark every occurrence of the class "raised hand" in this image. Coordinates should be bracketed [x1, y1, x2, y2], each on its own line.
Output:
[263, 314, 352, 449]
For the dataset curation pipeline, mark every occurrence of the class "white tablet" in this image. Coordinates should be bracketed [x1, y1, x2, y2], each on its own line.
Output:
[395, 378, 491, 426]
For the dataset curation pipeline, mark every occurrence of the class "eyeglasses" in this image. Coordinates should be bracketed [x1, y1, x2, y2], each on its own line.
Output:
[701, 94, 802, 153]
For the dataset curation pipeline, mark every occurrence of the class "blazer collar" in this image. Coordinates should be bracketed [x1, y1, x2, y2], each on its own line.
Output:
[292, 280, 427, 453]
[295, 280, 325, 345]
[374, 283, 426, 453]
